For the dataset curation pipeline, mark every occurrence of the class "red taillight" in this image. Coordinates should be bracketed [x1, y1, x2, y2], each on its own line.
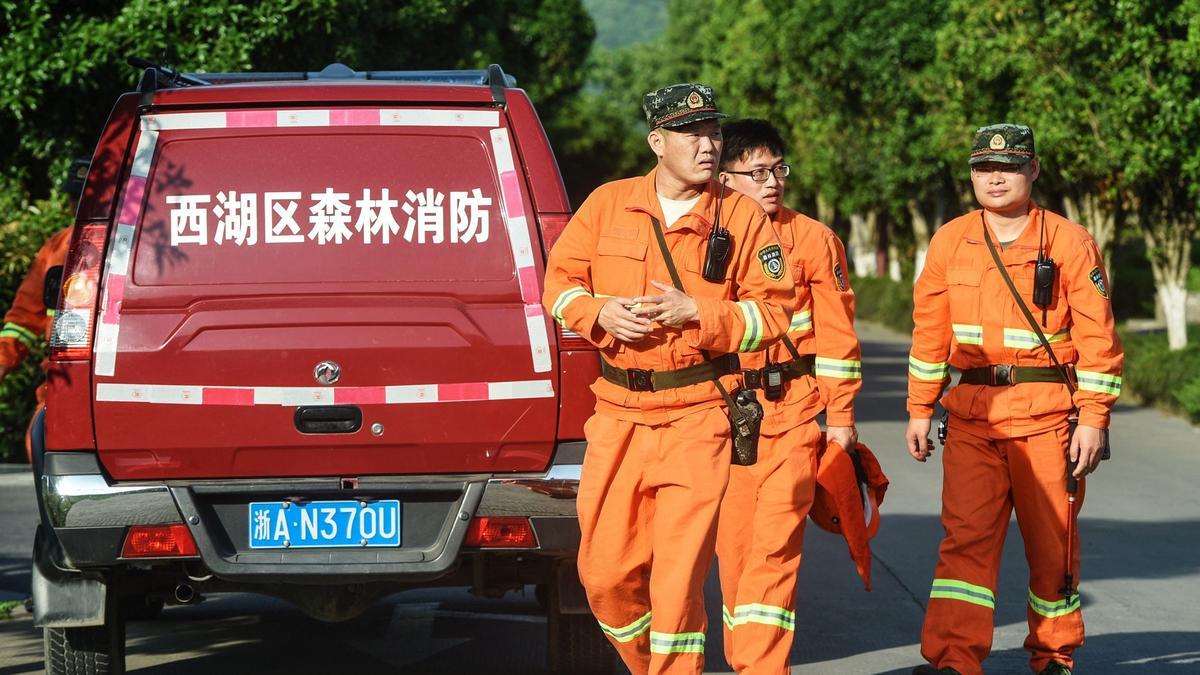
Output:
[558, 326, 596, 351]
[121, 524, 199, 558]
[464, 517, 538, 548]
[49, 223, 108, 361]
[538, 213, 571, 252]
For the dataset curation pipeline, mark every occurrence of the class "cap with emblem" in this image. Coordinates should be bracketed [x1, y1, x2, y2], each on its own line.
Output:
[642, 83, 729, 130]
[60, 157, 90, 196]
[969, 123, 1036, 166]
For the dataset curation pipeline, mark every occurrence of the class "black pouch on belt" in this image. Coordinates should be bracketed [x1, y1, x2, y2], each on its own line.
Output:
[648, 213, 761, 466]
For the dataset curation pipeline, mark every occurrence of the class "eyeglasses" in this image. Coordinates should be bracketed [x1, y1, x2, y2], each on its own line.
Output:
[725, 165, 791, 183]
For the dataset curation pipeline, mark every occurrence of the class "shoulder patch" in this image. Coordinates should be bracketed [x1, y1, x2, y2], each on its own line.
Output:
[1089, 266, 1109, 299]
[757, 244, 785, 281]
[833, 262, 848, 291]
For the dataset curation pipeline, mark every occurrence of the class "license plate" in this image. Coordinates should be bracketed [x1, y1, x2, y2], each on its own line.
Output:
[248, 500, 401, 549]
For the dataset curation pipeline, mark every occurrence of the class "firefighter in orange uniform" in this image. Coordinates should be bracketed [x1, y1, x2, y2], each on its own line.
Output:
[712, 119, 862, 674]
[1, 158, 88, 459]
[906, 125, 1123, 675]
[542, 85, 795, 675]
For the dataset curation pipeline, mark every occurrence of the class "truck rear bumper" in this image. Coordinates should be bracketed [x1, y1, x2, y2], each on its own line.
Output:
[40, 447, 583, 576]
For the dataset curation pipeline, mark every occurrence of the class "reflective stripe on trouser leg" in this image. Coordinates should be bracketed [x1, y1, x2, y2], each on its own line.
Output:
[1007, 427, 1085, 672]
[576, 413, 653, 674]
[646, 406, 731, 674]
[921, 426, 1010, 675]
[717, 420, 819, 674]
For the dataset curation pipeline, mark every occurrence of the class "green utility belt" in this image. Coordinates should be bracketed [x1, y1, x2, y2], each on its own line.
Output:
[959, 364, 1071, 386]
[600, 353, 740, 392]
[742, 354, 815, 390]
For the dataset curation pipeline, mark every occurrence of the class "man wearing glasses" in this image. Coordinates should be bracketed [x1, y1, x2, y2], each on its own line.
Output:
[906, 124, 1122, 675]
[715, 118, 862, 673]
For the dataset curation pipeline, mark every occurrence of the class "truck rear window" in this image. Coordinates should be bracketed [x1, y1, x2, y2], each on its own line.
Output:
[133, 130, 513, 285]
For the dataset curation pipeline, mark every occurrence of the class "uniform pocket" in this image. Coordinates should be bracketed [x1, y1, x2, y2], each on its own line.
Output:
[682, 240, 735, 294]
[946, 266, 983, 342]
[593, 236, 647, 298]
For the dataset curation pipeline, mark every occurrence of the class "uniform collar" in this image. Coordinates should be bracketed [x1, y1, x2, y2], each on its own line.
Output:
[771, 207, 797, 249]
[625, 166, 719, 234]
[966, 203, 1055, 263]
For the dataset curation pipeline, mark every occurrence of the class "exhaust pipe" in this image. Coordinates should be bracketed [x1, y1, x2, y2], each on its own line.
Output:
[174, 584, 196, 604]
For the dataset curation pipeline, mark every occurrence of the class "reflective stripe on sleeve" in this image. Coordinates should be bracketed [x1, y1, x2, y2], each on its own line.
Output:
[1076, 369, 1121, 396]
[649, 630, 705, 654]
[929, 578, 995, 609]
[1003, 327, 1070, 349]
[952, 324, 983, 346]
[551, 286, 591, 325]
[1028, 589, 1081, 618]
[736, 301, 764, 352]
[724, 603, 795, 631]
[0, 322, 39, 349]
[908, 355, 949, 381]
[815, 356, 862, 379]
[597, 611, 652, 643]
[789, 309, 812, 334]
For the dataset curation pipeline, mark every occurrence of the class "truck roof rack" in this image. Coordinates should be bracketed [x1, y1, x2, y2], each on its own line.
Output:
[129, 58, 516, 107]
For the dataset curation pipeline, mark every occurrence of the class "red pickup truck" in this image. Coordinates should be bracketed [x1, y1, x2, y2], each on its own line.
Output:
[32, 62, 607, 674]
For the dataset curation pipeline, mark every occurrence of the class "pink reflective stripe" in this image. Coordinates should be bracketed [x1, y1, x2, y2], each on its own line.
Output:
[101, 274, 125, 324]
[96, 380, 553, 406]
[334, 387, 387, 405]
[519, 267, 541, 305]
[437, 382, 490, 401]
[524, 304, 543, 319]
[118, 176, 147, 226]
[202, 387, 255, 406]
[500, 171, 525, 219]
[330, 109, 381, 126]
[226, 110, 277, 127]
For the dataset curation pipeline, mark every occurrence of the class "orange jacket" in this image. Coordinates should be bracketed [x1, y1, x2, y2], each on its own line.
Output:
[810, 438, 888, 591]
[543, 168, 797, 425]
[0, 226, 72, 371]
[741, 207, 861, 434]
[908, 206, 1123, 436]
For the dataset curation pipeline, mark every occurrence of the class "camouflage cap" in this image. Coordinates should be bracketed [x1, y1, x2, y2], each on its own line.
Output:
[642, 83, 729, 130]
[969, 124, 1035, 165]
[60, 157, 90, 196]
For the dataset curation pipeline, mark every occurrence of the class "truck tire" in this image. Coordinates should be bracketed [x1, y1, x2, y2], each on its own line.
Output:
[44, 599, 125, 675]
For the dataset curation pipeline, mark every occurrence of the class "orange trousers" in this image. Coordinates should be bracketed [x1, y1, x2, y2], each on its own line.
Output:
[921, 421, 1085, 674]
[716, 419, 819, 674]
[576, 407, 731, 675]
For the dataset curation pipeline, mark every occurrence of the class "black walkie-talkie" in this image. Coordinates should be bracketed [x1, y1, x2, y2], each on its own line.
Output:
[1032, 208, 1055, 325]
[702, 177, 732, 282]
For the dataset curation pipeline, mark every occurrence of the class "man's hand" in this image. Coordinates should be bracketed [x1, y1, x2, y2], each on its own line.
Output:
[597, 297, 653, 343]
[631, 280, 700, 327]
[1069, 424, 1105, 478]
[906, 417, 934, 462]
[826, 425, 858, 452]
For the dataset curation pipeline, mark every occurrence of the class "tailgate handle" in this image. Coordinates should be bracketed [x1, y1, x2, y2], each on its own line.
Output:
[294, 406, 362, 434]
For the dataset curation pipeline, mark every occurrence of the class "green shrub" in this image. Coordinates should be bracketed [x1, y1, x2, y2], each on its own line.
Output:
[852, 275, 915, 333]
[1119, 326, 1200, 423]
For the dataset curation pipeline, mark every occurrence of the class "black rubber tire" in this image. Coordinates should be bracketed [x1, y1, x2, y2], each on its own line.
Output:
[547, 607, 614, 674]
[43, 601, 125, 675]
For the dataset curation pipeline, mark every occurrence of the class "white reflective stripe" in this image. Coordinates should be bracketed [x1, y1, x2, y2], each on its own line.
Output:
[1003, 327, 1070, 348]
[275, 109, 329, 127]
[380, 109, 500, 127]
[952, 323, 983, 345]
[106, 224, 135, 276]
[736, 301, 763, 352]
[130, 126, 159, 178]
[789, 309, 812, 333]
[909, 355, 949, 381]
[94, 223, 136, 378]
[145, 112, 229, 131]
[524, 307, 552, 373]
[815, 356, 862, 379]
[1076, 369, 1122, 395]
[97, 380, 555, 406]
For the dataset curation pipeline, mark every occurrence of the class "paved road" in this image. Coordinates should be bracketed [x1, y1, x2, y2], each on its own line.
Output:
[1, 321, 1198, 673]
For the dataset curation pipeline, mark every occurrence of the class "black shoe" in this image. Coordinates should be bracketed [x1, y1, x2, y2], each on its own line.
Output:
[912, 667, 961, 675]
[1039, 663, 1072, 675]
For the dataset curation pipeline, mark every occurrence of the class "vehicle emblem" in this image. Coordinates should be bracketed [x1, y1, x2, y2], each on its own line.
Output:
[314, 361, 341, 386]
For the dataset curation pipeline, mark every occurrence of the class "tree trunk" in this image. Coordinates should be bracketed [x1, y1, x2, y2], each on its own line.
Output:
[1140, 198, 1194, 350]
[849, 212, 878, 277]
[1062, 190, 1117, 277]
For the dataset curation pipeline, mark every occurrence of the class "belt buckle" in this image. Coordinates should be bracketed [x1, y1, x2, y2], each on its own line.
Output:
[627, 368, 655, 392]
[993, 364, 1013, 386]
[743, 369, 762, 390]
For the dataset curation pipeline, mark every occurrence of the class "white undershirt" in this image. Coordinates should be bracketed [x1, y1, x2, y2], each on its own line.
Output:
[658, 193, 701, 229]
